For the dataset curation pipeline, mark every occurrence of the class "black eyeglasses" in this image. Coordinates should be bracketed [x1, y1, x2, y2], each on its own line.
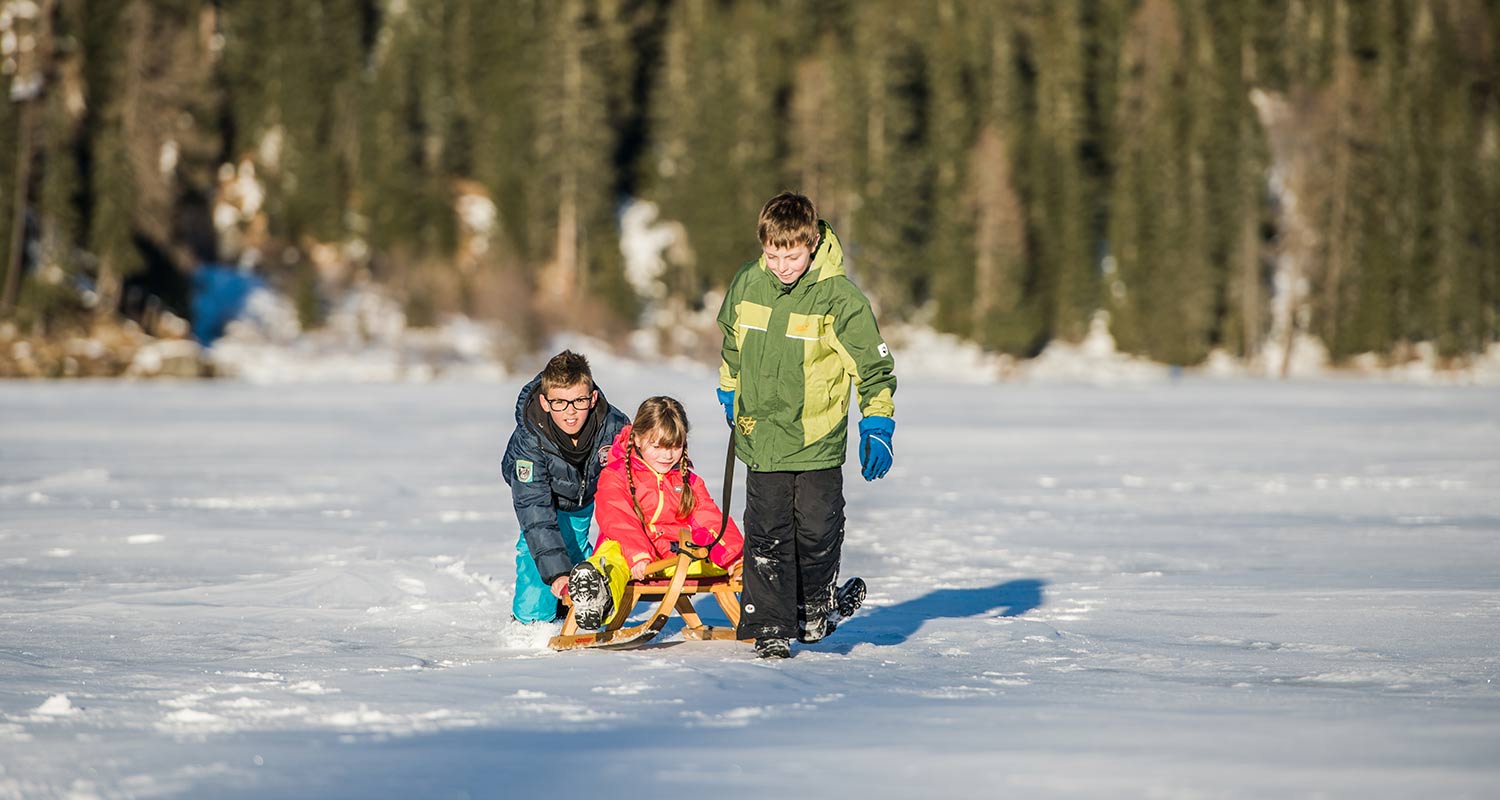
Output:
[544, 394, 593, 412]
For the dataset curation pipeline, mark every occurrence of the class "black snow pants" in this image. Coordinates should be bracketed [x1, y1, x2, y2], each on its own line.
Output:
[736, 467, 846, 641]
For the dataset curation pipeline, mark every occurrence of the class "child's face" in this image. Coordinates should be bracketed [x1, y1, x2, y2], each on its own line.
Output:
[763, 241, 815, 285]
[539, 381, 596, 436]
[634, 435, 684, 474]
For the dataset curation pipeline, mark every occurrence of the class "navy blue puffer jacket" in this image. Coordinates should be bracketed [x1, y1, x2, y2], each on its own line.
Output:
[501, 374, 629, 583]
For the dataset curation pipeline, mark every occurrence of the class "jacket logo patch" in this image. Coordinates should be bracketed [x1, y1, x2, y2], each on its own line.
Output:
[738, 416, 757, 436]
[785, 318, 818, 341]
[515, 460, 534, 483]
[598, 446, 610, 466]
[878, 342, 890, 358]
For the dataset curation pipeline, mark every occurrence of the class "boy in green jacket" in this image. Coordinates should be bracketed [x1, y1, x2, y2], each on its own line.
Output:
[716, 191, 896, 659]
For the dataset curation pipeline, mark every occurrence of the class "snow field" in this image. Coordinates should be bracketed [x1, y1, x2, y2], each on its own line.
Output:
[1, 370, 1498, 798]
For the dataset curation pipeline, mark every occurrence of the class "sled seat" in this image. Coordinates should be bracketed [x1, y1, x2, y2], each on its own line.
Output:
[549, 531, 744, 651]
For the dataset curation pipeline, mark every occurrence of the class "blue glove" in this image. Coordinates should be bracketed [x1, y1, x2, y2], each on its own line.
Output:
[859, 416, 894, 481]
[716, 388, 735, 427]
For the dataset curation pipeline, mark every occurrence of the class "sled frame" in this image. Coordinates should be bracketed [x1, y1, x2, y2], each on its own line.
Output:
[548, 534, 743, 652]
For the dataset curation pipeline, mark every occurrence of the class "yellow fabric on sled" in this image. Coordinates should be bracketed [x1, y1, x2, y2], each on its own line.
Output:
[585, 539, 729, 615]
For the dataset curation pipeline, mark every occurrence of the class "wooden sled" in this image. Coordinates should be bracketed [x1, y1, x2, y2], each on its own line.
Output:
[549, 532, 744, 652]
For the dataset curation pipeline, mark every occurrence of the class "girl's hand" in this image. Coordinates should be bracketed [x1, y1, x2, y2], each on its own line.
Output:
[630, 561, 648, 581]
[550, 574, 569, 598]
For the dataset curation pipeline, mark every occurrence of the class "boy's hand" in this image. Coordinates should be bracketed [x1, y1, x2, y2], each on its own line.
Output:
[550, 574, 569, 598]
[858, 416, 895, 481]
[630, 561, 648, 581]
[716, 388, 735, 427]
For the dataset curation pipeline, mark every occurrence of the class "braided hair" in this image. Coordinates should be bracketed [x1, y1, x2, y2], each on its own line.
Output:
[624, 397, 696, 533]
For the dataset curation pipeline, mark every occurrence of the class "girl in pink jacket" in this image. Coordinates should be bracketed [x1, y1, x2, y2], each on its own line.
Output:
[566, 396, 742, 629]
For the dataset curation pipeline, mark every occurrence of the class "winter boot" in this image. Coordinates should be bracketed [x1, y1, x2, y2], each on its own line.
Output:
[754, 637, 791, 659]
[798, 577, 867, 643]
[567, 561, 613, 630]
[836, 576, 866, 618]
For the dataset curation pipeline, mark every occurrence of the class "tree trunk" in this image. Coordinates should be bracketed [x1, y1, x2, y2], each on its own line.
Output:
[2, 0, 57, 314]
[2, 98, 36, 314]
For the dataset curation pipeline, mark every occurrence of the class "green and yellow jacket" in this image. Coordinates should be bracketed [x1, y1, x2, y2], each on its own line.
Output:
[717, 221, 896, 472]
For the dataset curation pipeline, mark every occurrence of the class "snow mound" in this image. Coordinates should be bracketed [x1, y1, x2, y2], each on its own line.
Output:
[886, 324, 1012, 383]
[126, 339, 205, 379]
[33, 694, 80, 718]
[1020, 314, 1168, 385]
[207, 287, 510, 383]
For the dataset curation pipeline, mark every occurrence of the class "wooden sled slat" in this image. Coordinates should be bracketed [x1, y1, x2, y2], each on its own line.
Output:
[547, 610, 671, 651]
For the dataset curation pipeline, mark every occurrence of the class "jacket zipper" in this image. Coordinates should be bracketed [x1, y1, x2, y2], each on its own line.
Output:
[528, 418, 593, 507]
[647, 469, 665, 535]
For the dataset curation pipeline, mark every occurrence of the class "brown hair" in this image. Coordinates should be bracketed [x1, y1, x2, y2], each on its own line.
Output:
[624, 396, 696, 523]
[757, 191, 819, 250]
[539, 350, 593, 394]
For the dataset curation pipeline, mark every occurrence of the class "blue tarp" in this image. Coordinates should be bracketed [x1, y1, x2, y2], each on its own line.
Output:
[191, 264, 263, 346]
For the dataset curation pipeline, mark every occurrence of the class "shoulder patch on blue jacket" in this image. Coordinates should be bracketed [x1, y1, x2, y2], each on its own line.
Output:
[515, 460, 534, 483]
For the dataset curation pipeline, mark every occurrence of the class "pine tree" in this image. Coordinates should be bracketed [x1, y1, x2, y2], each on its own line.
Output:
[1309, 0, 1360, 361]
[528, 0, 639, 319]
[1483, 123, 1500, 347]
[359, 1, 454, 261]
[1205, 1, 1270, 360]
[37, 64, 85, 282]
[1335, 0, 1405, 358]
[1107, 0, 1198, 361]
[963, 5, 1036, 354]
[0, 74, 20, 320]
[1481, 61, 1500, 347]
[281, 1, 366, 243]
[852, 2, 936, 313]
[80, 0, 146, 313]
[463, 0, 543, 264]
[2, 0, 73, 320]
[1174, 2, 1220, 364]
[1020, 0, 1096, 344]
[0, 2, 26, 316]
[922, 0, 979, 333]
[1404, 1, 1450, 352]
[1426, 0, 1494, 358]
[648, 0, 783, 298]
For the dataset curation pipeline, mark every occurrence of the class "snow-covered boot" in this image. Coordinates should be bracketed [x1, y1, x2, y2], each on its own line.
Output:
[567, 561, 613, 630]
[754, 637, 791, 659]
[798, 608, 834, 643]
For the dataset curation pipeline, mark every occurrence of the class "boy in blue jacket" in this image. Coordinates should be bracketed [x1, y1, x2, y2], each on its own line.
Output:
[502, 350, 629, 623]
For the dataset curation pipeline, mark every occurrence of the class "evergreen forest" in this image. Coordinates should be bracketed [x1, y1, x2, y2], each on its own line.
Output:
[3, 0, 1499, 371]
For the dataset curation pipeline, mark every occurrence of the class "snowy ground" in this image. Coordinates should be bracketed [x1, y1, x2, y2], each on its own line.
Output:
[2, 367, 1498, 799]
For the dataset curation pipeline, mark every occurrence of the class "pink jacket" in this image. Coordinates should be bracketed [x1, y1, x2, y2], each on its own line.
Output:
[593, 427, 743, 570]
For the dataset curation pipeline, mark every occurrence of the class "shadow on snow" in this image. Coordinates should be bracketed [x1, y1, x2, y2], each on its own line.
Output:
[641, 578, 1046, 653]
[805, 578, 1047, 653]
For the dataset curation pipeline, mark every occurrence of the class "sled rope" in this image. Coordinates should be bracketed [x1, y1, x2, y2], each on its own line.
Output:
[678, 430, 735, 559]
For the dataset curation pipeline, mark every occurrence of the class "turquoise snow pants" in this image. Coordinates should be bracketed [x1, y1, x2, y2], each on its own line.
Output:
[513, 504, 595, 623]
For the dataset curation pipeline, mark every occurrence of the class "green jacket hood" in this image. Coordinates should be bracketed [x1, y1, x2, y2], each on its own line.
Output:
[756, 220, 845, 285]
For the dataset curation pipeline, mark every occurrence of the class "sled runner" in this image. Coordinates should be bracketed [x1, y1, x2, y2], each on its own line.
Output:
[548, 530, 743, 651]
